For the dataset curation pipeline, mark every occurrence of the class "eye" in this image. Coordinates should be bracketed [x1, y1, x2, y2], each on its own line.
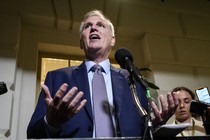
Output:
[184, 99, 190, 104]
[84, 23, 92, 30]
[97, 22, 105, 28]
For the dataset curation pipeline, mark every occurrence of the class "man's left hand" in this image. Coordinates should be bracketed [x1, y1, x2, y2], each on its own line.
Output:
[151, 92, 178, 127]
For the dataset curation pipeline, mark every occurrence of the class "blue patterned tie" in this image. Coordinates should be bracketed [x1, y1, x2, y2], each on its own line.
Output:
[91, 65, 114, 137]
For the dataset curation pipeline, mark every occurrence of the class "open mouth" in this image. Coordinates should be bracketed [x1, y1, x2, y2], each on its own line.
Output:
[89, 34, 100, 40]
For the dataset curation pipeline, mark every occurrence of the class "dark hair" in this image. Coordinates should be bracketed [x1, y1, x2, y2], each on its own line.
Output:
[172, 86, 195, 100]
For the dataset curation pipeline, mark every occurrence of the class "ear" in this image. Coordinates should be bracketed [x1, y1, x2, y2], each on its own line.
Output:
[111, 36, 116, 47]
[80, 39, 84, 49]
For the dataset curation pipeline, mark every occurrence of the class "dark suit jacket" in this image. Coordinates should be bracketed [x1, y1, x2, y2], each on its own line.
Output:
[27, 62, 148, 138]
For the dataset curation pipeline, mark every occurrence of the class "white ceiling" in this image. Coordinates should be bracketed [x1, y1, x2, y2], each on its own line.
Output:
[1, 0, 210, 49]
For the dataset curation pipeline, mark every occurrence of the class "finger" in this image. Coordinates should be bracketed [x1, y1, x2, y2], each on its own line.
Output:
[74, 99, 87, 114]
[159, 95, 168, 116]
[167, 93, 175, 111]
[41, 84, 52, 104]
[53, 83, 68, 106]
[69, 92, 87, 114]
[68, 91, 85, 110]
[60, 87, 78, 108]
[167, 93, 176, 116]
[172, 91, 179, 106]
[150, 101, 161, 119]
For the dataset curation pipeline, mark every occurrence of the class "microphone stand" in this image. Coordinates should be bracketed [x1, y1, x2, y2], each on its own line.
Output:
[129, 76, 148, 117]
[128, 74, 154, 140]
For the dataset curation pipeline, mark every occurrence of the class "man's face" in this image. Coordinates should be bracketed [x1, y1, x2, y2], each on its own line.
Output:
[80, 16, 115, 60]
[175, 90, 192, 122]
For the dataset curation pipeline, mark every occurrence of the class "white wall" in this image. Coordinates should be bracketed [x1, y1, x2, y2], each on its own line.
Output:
[0, 14, 20, 139]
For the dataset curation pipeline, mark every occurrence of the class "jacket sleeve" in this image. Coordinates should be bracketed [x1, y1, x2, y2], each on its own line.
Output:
[27, 71, 60, 138]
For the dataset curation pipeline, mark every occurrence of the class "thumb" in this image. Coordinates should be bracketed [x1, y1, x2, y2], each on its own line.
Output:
[41, 84, 52, 104]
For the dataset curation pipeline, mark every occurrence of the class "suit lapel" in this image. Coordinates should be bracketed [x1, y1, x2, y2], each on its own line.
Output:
[110, 67, 127, 116]
[72, 63, 129, 125]
[72, 62, 93, 121]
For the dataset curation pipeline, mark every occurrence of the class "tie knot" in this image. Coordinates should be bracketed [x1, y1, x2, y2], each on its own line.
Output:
[91, 65, 104, 73]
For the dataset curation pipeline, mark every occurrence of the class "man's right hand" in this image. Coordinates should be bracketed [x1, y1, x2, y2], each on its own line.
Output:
[42, 83, 87, 128]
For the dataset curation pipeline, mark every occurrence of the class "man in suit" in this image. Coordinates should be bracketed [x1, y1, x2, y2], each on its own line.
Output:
[27, 9, 178, 138]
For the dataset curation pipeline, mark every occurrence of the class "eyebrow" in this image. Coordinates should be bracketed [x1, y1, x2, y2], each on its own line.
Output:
[178, 97, 191, 101]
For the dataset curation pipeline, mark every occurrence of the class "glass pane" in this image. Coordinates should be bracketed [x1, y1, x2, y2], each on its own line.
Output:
[70, 60, 83, 66]
[40, 58, 120, 85]
[41, 58, 69, 85]
[112, 63, 120, 68]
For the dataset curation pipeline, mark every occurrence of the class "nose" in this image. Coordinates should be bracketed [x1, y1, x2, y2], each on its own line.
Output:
[90, 24, 98, 32]
[179, 101, 185, 108]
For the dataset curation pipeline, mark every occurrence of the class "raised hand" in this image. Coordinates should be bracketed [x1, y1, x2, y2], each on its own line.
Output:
[151, 92, 178, 127]
[42, 83, 87, 128]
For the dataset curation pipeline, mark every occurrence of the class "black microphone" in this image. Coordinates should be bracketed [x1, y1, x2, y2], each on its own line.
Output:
[0, 82, 7, 95]
[115, 48, 147, 89]
[115, 48, 148, 117]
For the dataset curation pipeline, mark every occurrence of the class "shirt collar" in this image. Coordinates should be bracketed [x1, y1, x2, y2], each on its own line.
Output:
[85, 59, 110, 74]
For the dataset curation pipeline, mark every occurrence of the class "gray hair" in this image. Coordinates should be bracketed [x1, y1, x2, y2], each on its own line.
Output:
[79, 10, 115, 38]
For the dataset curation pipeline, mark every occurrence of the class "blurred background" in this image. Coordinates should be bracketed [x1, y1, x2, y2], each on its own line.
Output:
[0, 0, 210, 139]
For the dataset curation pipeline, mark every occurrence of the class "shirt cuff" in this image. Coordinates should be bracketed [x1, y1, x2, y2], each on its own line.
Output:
[44, 116, 61, 137]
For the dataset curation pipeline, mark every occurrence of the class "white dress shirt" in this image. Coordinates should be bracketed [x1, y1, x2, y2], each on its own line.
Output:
[85, 59, 116, 137]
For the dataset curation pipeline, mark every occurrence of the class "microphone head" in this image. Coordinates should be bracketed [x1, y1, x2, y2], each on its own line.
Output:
[114, 48, 133, 68]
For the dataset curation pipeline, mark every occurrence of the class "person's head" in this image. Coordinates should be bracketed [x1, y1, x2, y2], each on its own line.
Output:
[79, 10, 115, 63]
[172, 86, 195, 123]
